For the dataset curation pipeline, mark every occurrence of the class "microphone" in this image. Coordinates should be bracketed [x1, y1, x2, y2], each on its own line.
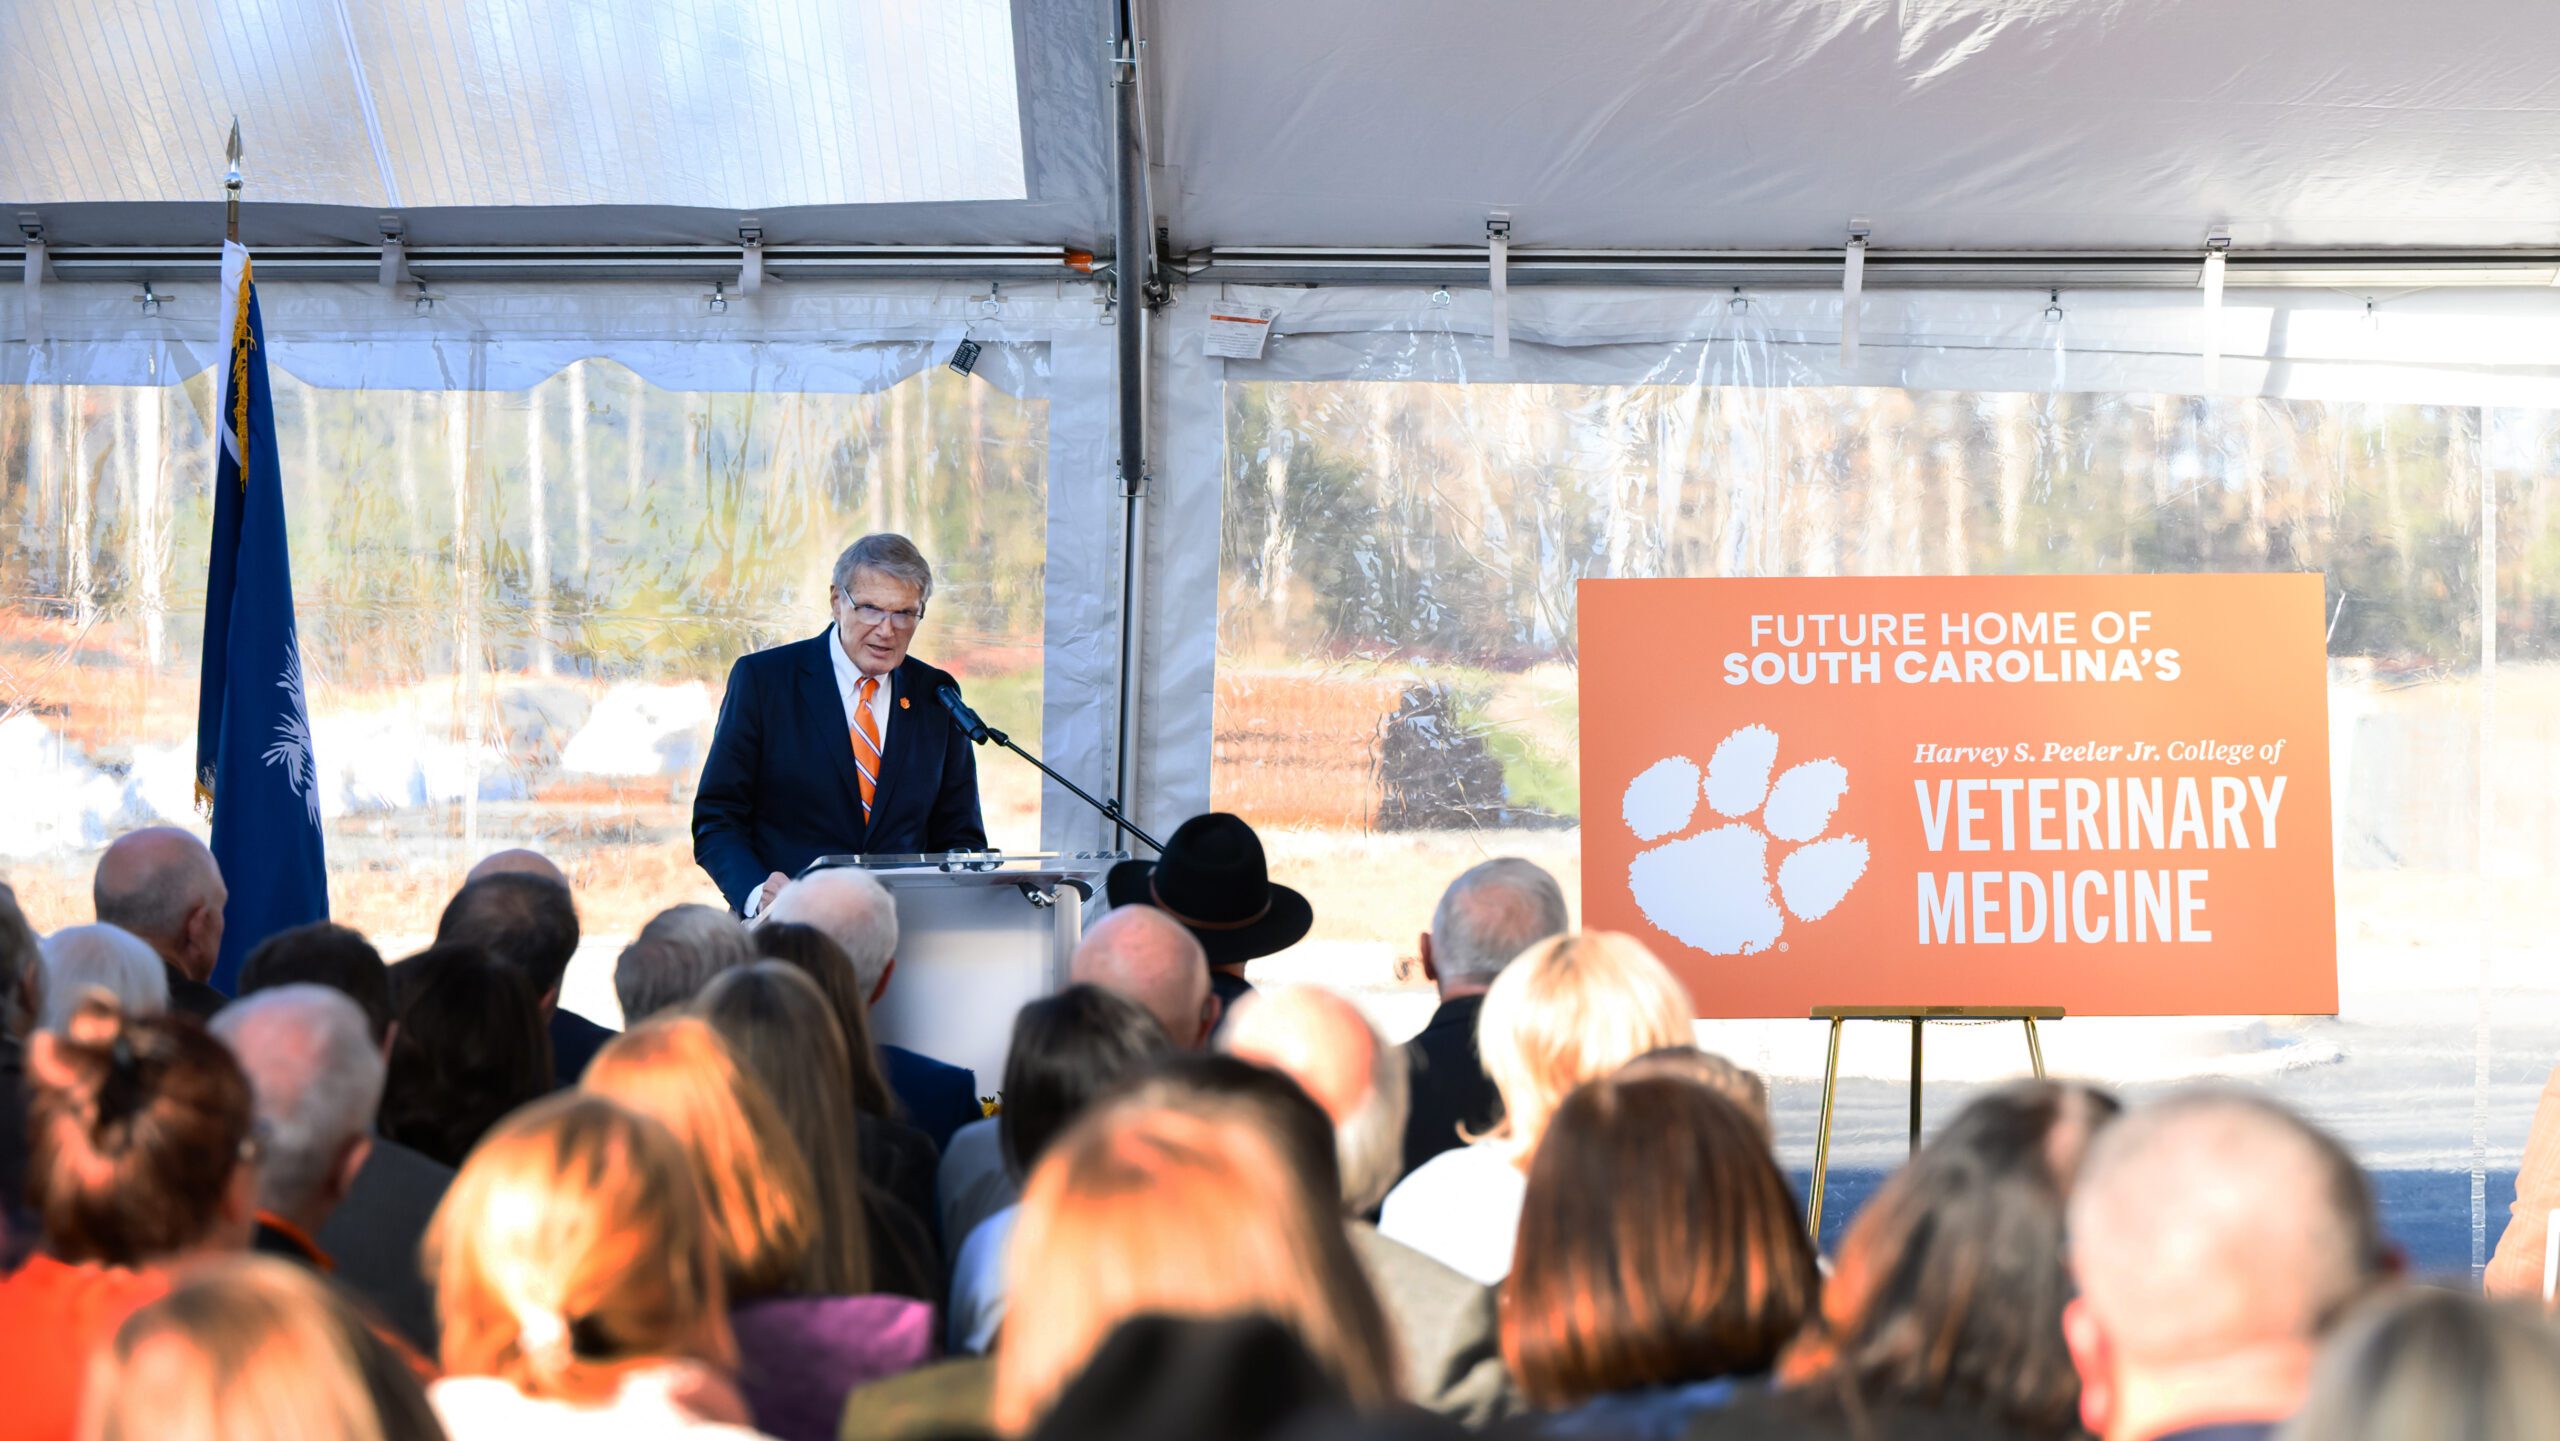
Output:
[937, 683, 997, 744]
[932, 681, 1165, 852]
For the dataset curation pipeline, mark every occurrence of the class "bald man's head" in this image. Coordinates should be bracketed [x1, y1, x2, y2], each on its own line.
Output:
[93, 827, 227, 981]
[2067, 1088, 2383, 1430]
[1072, 906, 1214, 1049]
[467, 848, 569, 888]
[1220, 985, 1407, 1212]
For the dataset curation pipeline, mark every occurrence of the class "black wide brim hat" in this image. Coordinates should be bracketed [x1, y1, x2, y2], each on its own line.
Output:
[1106, 811, 1313, 967]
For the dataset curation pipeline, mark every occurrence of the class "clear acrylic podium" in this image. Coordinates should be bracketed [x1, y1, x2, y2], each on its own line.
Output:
[800, 852, 1123, 1093]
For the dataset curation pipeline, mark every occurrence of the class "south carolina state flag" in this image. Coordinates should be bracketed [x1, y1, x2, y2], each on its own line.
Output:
[196, 239, 328, 992]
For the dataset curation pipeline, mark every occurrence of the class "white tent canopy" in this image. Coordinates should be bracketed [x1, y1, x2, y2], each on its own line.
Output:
[6, 0, 2559, 254]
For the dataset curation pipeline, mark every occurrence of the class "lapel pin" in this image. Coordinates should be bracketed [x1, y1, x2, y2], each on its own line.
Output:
[899, 696, 910, 710]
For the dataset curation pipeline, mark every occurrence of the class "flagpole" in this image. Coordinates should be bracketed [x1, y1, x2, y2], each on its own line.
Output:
[224, 118, 241, 243]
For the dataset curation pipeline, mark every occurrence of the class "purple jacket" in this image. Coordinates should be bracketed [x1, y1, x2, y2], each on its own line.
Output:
[732, 1293, 937, 1441]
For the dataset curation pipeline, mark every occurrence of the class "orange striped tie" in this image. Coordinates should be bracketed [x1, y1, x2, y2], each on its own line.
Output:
[851, 676, 882, 821]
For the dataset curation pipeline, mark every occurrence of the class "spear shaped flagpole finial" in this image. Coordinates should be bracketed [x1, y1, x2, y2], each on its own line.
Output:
[224, 117, 242, 243]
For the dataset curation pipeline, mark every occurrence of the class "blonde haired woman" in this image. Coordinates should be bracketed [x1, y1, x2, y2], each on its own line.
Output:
[991, 1091, 1399, 1434]
[81, 1255, 442, 1441]
[424, 1092, 769, 1439]
[585, 1019, 933, 1441]
[1377, 930, 1693, 1284]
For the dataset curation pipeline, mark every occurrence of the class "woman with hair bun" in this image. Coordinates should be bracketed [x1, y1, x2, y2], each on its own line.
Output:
[424, 1091, 771, 1438]
[0, 997, 263, 1441]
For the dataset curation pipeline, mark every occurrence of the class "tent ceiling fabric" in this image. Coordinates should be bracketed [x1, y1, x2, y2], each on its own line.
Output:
[5, 0, 2558, 256]
[0, 0, 1109, 248]
[1147, 0, 2560, 252]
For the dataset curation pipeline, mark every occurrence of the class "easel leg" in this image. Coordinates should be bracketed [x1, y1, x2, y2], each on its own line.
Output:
[1809, 1017, 1844, 1239]
[2025, 1016, 2046, 1079]
[1908, 1018, 1924, 1156]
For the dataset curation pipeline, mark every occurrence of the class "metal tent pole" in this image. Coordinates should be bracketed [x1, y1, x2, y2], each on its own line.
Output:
[1108, 0, 1154, 854]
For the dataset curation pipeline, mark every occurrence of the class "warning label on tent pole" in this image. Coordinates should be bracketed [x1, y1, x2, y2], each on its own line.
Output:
[1578, 573, 2337, 1019]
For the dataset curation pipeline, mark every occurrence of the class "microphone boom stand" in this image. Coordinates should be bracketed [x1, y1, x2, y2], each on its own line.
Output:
[961, 719, 1165, 854]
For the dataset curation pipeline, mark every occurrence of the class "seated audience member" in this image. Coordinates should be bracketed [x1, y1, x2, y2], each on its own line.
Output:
[1026, 1313, 1370, 1441]
[1617, 1045, 1771, 1142]
[990, 1087, 1399, 1434]
[697, 962, 932, 1305]
[1104, 812, 1312, 1026]
[38, 924, 168, 1030]
[946, 984, 1172, 1356]
[2063, 1088, 2388, 1441]
[2488, 1058, 2560, 1299]
[588, 1017, 934, 1441]
[424, 1092, 765, 1438]
[469, 847, 568, 885]
[236, 920, 452, 1352]
[239, 922, 392, 1038]
[91, 826, 229, 1018]
[0, 880, 44, 1249]
[618, 904, 754, 1026]
[0, 999, 260, 1441]
[937, 906, 1216, 1250]
[1378, 931, 1692, 1285]
[1401, 857, 1568, 1177]
[760, 868, 978, 1149]
[749, 922, 941, 1246]
[1073, 905, 1219, 1049]
[1505, 1073, 1815, 1438]
[1700, 1080, 2120, 1441]
[1220, 986, 1515, 1423]
[2276, 1287, 2560, 1441]
[436, 864, 612, 1086]
[80, 1255, 443, 1441]
[378, 944, 554, 1170]
[208, 986, 383, 1274]
[994, 1062, 1436, 1441]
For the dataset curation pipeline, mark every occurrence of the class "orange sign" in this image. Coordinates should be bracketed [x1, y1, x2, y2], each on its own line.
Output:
[1579, 574, 2336, 1018]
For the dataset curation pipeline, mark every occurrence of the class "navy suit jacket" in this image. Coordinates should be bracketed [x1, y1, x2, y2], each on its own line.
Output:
[1400, 993, 1503, 1178]
[884, 1042, 982, 1153]
[693, 631, 989, 912]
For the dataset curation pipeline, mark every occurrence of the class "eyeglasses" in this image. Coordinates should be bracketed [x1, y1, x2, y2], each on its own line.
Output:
[849, 602, 925, 632]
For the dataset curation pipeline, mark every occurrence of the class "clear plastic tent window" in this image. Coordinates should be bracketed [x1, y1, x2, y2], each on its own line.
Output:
[0, 353, 1049, 1028]
[1211, 344, 2560, 1277]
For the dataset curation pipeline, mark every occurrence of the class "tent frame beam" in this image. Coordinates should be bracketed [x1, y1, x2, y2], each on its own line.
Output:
[1187, 245, 2560, 290]
[26, 244, 1090, 285]
[28, 242, 2560, 290]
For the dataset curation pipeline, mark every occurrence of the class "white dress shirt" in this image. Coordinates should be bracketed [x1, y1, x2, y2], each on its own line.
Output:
[745, 625, 896, 920]
[1377, 1142, 1530, 1286]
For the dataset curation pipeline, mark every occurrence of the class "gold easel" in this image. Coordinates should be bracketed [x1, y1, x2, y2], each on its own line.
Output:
[1805, 1004, 2063, 1237]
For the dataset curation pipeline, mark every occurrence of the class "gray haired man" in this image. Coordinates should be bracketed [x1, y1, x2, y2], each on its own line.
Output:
[1401, 857, 1569, 1175]
[614, 902, 753, 1024]
[210, 985, 386, 1266]
[693, 532, 989, 917]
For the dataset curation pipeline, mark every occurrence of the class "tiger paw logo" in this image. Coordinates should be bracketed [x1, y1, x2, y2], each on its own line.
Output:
[1621, 724, 1869, 956]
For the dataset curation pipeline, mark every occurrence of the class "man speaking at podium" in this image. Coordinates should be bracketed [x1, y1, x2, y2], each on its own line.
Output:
[694, 533, 989, 917]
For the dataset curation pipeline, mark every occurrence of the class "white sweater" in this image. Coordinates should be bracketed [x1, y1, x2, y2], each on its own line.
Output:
[431, 1368, 776, 1441]
[1376, 1142, 1529, 1287]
